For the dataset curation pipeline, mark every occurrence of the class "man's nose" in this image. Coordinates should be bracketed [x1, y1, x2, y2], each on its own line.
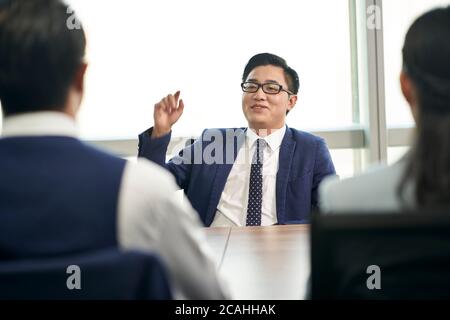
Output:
[253, 86, 266, 100]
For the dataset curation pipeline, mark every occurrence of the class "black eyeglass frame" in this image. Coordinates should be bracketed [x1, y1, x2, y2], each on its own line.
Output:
[241, 81, 295, 95]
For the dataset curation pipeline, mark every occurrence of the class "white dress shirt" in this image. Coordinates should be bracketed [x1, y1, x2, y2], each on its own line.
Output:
[1, 111, 229, 300]
[212, 126, 286, 227]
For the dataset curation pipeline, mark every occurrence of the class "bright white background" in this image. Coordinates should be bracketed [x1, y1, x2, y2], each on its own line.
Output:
[2, 0, 447, 176]
[67, 0, 353, 140]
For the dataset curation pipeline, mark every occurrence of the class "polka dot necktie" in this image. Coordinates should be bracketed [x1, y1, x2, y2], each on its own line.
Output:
[246, 139, 266, 226]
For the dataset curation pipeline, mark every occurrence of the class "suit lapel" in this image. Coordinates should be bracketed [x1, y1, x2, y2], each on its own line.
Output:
[276, 127, 296, 224]
[205, 128, 246, 225]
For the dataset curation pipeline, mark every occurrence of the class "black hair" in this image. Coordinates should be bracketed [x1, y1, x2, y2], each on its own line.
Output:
[0, 0, 86, 115]
[242, 53, 300, 95]
[398, 6, 450, 207]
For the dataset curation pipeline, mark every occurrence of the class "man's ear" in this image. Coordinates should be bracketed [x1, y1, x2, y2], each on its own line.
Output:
[73, 62, 88, 93]
[400, 70, 419, 123]
[287, 94, 298, 113]
[65, 63, 88, 118]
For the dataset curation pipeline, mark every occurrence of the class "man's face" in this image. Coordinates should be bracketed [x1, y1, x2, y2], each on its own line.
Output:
[242, 65, 297, 131]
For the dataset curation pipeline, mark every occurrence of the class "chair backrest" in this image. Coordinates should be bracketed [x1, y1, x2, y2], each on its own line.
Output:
[310, 209, 450, 299]
[0, 248, 172, 299]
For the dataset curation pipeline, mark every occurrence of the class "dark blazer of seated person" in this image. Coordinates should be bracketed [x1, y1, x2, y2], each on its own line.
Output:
[139, 126, 335, 227]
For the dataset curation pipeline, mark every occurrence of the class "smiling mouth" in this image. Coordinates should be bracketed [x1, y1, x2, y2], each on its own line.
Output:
[251, 105, 268, 110]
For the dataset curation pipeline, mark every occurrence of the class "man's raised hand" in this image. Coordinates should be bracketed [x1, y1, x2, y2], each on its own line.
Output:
[151, 91, 185, 138]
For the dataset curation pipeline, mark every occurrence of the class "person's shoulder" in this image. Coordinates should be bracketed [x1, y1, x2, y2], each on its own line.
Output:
[80, 140, 126, 162]
[321, 163, 390, 191]
[123, 158, 178, 196]
[320, 161, 407, 212]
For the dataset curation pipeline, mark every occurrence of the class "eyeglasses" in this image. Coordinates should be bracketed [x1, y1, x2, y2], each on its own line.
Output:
[241, 82, 294, 95]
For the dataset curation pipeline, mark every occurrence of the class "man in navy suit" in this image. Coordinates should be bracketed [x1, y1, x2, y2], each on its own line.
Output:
[0, 0, 227, 299]
[139, 53, 336, 227]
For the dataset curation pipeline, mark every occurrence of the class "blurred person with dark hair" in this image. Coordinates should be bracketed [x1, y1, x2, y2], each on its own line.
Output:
[138, 53, 336, 227]
[320, 6, 450, 211]
[0, 0, 228, 299]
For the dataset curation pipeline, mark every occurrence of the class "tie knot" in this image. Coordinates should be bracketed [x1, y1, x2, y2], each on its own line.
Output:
[253, 139, 266, 164]
[257, 139, 267, 151]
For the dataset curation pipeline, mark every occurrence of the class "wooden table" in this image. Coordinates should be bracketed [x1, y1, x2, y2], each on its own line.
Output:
[204, 225, 310, 300]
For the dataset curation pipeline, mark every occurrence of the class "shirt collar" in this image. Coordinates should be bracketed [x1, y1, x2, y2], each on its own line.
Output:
[246, 125, 286, 151]
[1, 111, 79, 138]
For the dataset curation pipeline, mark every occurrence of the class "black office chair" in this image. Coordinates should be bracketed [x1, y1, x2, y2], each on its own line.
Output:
[0, 248, 172, 299]
[310, 209, 450, 299]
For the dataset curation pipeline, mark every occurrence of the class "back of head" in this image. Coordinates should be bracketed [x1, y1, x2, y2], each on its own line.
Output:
[242, 53, 300, 95]
[403, 6, 450, 115]
[399, 6, 450, 206]
[0, 0, 86, 116]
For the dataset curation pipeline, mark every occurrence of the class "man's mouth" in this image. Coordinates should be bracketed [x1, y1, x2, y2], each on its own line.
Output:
[251, 104, 268, 110]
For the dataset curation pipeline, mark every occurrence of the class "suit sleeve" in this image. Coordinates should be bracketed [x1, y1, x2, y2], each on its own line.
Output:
[138, 127, 171, 166]
[311, 138, 337, 211]
[138, 127, 198, 190]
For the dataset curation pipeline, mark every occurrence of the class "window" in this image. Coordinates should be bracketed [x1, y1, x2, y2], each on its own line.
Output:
[383, 0, 450, 128]
[0, 0, 368, 178]
[67, 0, 354, 140]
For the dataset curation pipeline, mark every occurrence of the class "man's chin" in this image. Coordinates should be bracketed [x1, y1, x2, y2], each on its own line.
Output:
[247, 120, 271, 130]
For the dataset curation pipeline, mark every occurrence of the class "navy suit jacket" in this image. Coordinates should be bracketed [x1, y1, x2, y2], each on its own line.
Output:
[138, 126, 336, 226]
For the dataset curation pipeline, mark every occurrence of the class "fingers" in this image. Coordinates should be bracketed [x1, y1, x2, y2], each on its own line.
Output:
[155, 91, 182, 114]
[167, 94, 176, 113]
[154, 100, 167, 114]
[153, 92, 184, 130]
[171, 91, 181, 112]
[178, 99, 184, 113]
